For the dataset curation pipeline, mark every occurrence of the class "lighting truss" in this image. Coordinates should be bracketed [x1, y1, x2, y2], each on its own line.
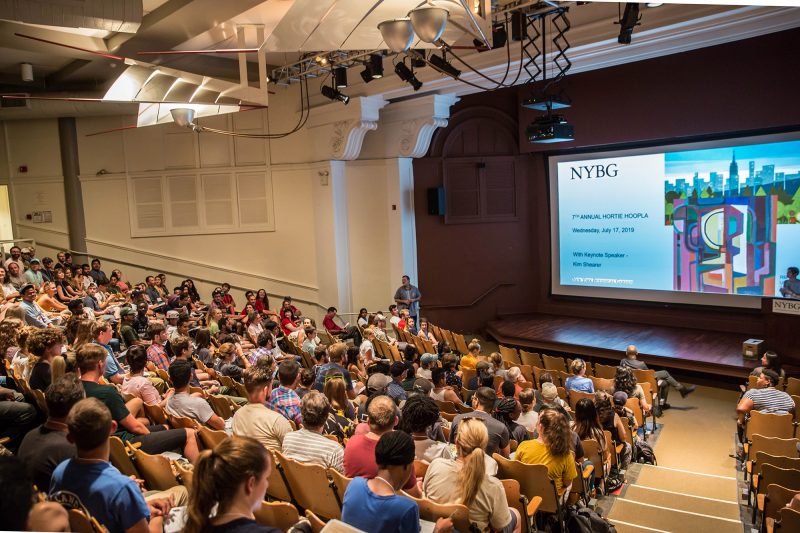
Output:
[271, 50, 382, 86]
[519, 4, 571, 87]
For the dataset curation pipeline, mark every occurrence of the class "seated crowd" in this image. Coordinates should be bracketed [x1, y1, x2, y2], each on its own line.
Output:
[1, 250, 798, 532]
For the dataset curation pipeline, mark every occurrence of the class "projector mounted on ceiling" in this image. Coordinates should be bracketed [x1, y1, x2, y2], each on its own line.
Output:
[527, 114, 574, 144]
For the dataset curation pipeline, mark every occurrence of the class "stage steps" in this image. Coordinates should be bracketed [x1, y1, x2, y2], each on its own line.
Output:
[607, 465, 741, 533]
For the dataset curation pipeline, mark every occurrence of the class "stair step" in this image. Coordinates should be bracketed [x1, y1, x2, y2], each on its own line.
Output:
[633, 464, 738, 501]
[623, 485, 740, 520]
[608, 499, 742, 533]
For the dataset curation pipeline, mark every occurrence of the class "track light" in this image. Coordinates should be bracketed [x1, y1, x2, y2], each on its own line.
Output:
[333, 66, 348, 88]
[617, 3, 641, 45]
[171, 108, 196, 128]
[360, 54, 384, 83]
[321, 84, 349, 105]
[429, 53, 460, 79]
[395, 62, 422, 91]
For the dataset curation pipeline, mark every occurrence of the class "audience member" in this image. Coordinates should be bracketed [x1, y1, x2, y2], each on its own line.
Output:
[749, 351, 785, 379]
[400, 394, 452, 462]
[268, 359, 303, 428]
[146, 322, 171, 371]
[621, 345, 695, 405]
[460, 339, 482, 370]
[493, 397, 529, 444]
[429, 367, 463, 405]
[342, 430, 450, 533]
[49, 398, 186, 533]
[572, 398, 610, 492]
[296, 368, 315, 399]
[736, 369, 795, 438]
[233, 365, 292, 451]
[387, 361, 409, 403]
[424, 418, 520, 533]
[0, 455, 68, 532]
[450, 387, 510, 457]
[596, 394, 631, 468]
[166, 359, 226, 430]
[18, 374, 82, 490]
[281, 391, 344, 472]
[122, 345, 171, 407]
[185, 436, 282, 533]
[0, 384, 37, 452]
[614, 365, 652, 415]
[323, 368, 356, 441]
[515, 408, 577, 498]
[93, 319, 124, 384]
[517, 388, 538, 433]
[345, 395, 421, 496]
[313, 342, 356, 400]
[77, 343, 199, 461]
[564, 359, 594, 393]
[26, 328, 65, 391]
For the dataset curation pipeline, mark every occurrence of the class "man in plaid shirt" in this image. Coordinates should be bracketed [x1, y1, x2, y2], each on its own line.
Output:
[146, 323, 171, 371]
[268, 360, 303, 427]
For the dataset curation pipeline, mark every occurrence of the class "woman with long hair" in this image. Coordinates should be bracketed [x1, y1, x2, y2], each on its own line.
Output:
[572, 398, 609, 491]
[194, 328, 216, 365]
[26, 328, 66, 391]
[517, 388, 538, 433]
[206, 307, 223, 336]
[356, 307, 369, 328]
[441, 353, 462, 390]
[54, 268, 77, 302]
[185, 436, 281, 533]
[614, 365, 650, 412]
[596, 395, 631, 468]
[71, 319, 96, 351]
[516, 408, 577, 498]
[0, 267, 19, 300]
[346, 345, 366, 384]
[423, 418, 521, 533]
[0, 317, 22, 361]
[11, 325, 37, 381]
[254, 289, 269, 313]
[750, 350, 785, 379]
[322, 369, 356, 441]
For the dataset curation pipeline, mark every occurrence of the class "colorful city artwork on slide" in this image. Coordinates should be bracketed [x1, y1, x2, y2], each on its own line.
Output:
[664, 139, 800, 295]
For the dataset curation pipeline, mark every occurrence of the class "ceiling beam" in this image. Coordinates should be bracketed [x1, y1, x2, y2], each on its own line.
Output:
[45, 59, 93, 87]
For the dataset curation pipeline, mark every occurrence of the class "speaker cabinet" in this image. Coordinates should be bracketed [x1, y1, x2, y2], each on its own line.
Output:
[427, 187, 445, 216]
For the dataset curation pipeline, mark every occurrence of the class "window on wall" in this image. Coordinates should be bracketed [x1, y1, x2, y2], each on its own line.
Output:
[443, 156, 519, 224]
[128, 171, 274, 237]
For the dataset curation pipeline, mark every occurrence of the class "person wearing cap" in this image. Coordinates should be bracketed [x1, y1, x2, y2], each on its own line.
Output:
[344, 395, 422, 497]
[20, 284, 56, 329]
[119, 306, 149, 348]
[342, 430, 453, 533]
[416, 353, 437, 380]
[387, 362, 409, 403]
[450, 387, 511, 457]
[164, 309, 180, 337]
[356, 372, 393, 419]
[612, 391, 637, 431]
[536, 381, 572, 421]
[23, 258, 44, 290]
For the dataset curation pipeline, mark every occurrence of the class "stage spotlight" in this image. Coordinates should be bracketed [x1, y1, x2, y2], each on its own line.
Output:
[395, 62, 422, 91]
[411, 50, 427, 68]
[333, 66, 348, 88]
[617, 3, 641, 45]
[321, 84, 349, 105]
[429, 53, 460, 79]
[360, 54, 384, 83]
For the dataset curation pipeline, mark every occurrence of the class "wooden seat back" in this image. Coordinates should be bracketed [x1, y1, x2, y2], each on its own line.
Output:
[746, 412, 795, 442]
[764, 484, 800, 528]
[750, 435, 800, 461]
[254, 501, 301, 531]
[131, 446, 178, 490]
[143, 403, 168, 425]
[499, 345, 522, 365]
[594, 364, 618, 380]
[776, 507, 800, 531]
[68, 509, 108, 533]
[460, 368, 476, 389]
[758, 464, 800, 497]
[542, 354, 567, 373]
[207, 394, 234, 419]
[785, 377, 800, 396]
[625, 397, 645, 428]
[198, 426, 229, 449]
[632, 369, 658, 396]
[31, 388, 48, 416]
[568, 390, 595, 411]
[108, 436, 139, 478]
[453, 333, 470, 355]
[267, 450, 294, 503]
[173, 460, 193, 489]
[280, 454, 341, 519]
[408, 494, 474, 533]
[581, 438, 606, 481]
[520, 350, 543, 369]
[305, 510, 326, 533]
[434, 399, 459, 414]
[591, 377, 615, 394]
[493, 453, 560, 514]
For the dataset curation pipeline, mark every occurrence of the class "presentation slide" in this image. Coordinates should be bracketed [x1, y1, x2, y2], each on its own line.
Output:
[549, 133, 800, 308]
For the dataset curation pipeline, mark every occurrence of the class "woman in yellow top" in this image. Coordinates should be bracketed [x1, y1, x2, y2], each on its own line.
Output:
[459, 338, 482, 370]
[515, 408, 577, 497]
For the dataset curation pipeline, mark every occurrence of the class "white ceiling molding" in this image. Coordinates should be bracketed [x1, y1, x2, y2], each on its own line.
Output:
[380, 93, 461, 158]
[307, 95, 388, 161]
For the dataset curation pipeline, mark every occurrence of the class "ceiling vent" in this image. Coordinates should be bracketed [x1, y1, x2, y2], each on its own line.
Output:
[0, 93, 30, 109]
[0, 0, 142, 33]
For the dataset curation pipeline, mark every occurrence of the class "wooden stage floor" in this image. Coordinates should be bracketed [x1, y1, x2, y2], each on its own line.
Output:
[486, 314, 757, 378]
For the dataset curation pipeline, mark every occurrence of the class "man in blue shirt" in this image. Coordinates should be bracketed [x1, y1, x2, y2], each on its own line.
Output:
[341, 430, 452, 533]
[49, 397, 184, 533]
[19, 284, 55, 329]
[93, 319, 125, 384]
[313, 343, 356, 399]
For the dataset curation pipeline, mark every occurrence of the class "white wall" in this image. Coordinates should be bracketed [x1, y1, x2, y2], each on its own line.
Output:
[0, 86, 415, 320]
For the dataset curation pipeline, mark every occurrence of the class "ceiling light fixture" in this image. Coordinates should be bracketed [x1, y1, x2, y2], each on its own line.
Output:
[360, 54, 384, 83]
[428, 52, 460, 79]
[333, 66, 348, 88]
[395, 62, 422, 91]
[408, 5, 449, 44]
[646, 3, 663, 7]
[314, 55, 328, 66]
[378, 18, 415, 52]
[321, 84, 349, 105]
[20, 62, 33, 82]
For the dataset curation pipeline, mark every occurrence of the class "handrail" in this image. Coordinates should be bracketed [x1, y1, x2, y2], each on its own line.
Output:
[33, 241, 330, 316]
[422, 282, 515, 310]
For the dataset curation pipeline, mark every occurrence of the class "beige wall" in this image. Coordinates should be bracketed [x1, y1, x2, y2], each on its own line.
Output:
[0, 87, 415, 321]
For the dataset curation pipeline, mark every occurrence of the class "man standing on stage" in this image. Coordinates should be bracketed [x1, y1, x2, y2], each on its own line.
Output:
[779, 266, 800, 298]
[394, 275, 421, 324]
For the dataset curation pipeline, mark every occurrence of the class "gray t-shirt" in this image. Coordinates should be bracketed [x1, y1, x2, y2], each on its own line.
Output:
[166, 392, 214, 424]
[449, 409, 510, 455]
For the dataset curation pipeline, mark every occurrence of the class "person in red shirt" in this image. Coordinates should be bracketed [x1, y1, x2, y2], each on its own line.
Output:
[220, 283, 236, 314]
[322, 306, 361, 345]
[343, 395, 421, 497]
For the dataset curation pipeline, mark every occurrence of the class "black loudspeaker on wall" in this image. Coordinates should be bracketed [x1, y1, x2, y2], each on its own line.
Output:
[427, 187, 445, 216]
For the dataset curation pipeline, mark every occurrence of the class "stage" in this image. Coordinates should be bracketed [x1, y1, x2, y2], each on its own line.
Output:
[486, 314, 758, 378]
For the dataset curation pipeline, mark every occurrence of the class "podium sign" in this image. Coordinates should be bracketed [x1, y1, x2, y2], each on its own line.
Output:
[773, 299, 800, 316]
